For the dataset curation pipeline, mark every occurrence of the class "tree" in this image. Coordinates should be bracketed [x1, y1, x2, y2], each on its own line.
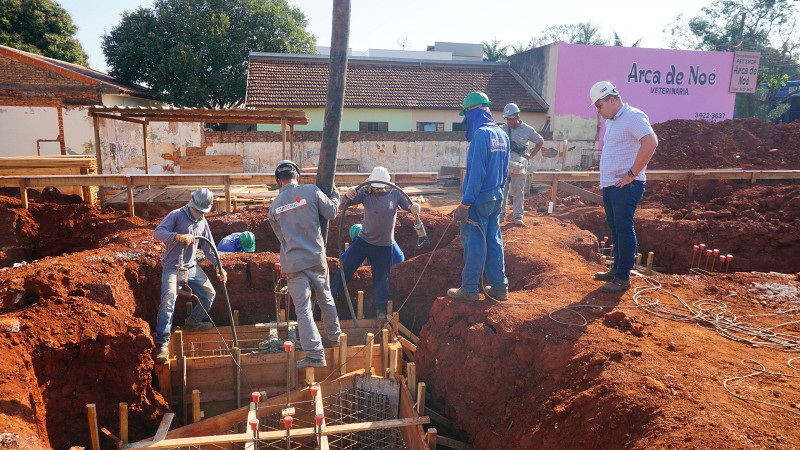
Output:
[666, 0, 800, 120]
[0, 0, 88, 65]
[612, 32, 642, 47]
[482, 38, 509, 62]
[102, 0, 315, 108]
[526, 22, 608, 49]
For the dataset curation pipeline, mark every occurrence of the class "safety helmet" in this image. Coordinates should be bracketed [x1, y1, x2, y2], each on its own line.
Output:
[349, 224, 362, 240]
[189, 187, 214, 213]
[238, 231, 255, 253]
[274, 160, 300, 183]
[503, 103, 521, 118]
[460, 91, 491, 116]
[368, 166, 391, 188]
[589, 81, 618, 106]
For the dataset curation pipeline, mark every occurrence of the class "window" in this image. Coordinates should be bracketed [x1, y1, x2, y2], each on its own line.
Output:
[416, 122, 444, 132]
[452, 122, 466, 132]
[359, 121, 388, 132]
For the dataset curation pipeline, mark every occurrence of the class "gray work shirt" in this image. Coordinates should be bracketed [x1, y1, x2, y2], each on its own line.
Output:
[347, 188, 412, 247]
[501, 121, 544, 155]
[153, 205, 219, 269]
[269, 182, 340, 273]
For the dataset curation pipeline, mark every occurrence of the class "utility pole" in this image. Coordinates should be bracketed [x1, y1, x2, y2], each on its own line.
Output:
[317, 0, 351, 243]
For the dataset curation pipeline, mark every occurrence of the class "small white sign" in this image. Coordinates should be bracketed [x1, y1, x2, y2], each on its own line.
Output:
[729, 51, 761, 94]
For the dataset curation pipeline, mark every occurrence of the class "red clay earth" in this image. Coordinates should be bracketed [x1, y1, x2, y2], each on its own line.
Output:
[0, 117, 798, 448]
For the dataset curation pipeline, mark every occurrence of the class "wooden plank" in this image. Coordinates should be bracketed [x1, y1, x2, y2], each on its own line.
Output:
[153, 413, 174, 441]
[313, 383, 329, 449]
[365, 333, 374, 375]
[87, 404, 100, 450]
[426, 428, 438, 449]
[120, 402, 129, 444]
[557, 181, 603, 205]
[398, 377, 428, 450]
[19, 178, 27, 209]
[399, 336, 417, 353]
[181, 155, 243, 174]
[437, 435, 472, 450]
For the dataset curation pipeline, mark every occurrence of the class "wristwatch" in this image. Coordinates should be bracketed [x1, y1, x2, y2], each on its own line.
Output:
[627, 169, 635, 177]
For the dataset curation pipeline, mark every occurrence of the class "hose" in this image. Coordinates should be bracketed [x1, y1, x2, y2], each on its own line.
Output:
[336, 180, 424, 325]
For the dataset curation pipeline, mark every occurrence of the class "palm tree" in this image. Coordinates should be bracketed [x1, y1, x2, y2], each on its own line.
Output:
[482, 38, 509, 62]
[573, 22, 607, 45]
[612, 31, 642, 47]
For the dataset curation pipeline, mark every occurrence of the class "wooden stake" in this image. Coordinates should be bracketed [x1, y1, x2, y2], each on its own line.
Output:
[224, 175, 231, 213]
[155, 360, 172, 409]
[305, 367, 315, 386]
[387, 300, 393, 318]
[357, 291, 364, 320]
[87, 404, 100, 450]
[339, 333, 348, 375]
[389, 347, 398, 379]
[416, 382, 426, 415]
[119, 402, 128, 444]
[636, 253, 642, 266]
[561, 139, 568, 170]
[426, 428, 438, 449]
[381, 329, 389, 374]
[19, 178, 27, 209]
[233, 310, 239, 326]
[176, 330, 186, 424]
[407, 363, 416, 398]
[192, 390, 201, 423]
[344, 242, 349, 252]
[392, 312, 400, 336]
[645, 252, 654, 276]
[365, 333, 374, 375]
[126, 176, 134, 218]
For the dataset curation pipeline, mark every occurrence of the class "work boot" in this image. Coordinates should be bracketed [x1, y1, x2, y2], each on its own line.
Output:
[447, 288, 479, 301]
[484, 286, 508, 301]
[514, 218, 525, 226]
[601, 278, 631, 293]
[296, 356, 326, 369]
[153, 344, 169, 363]
[183, 318, 213, 332]
[594, 268, 617, 281]
[325, 334, 340, 348]
[376, 309, 387, 323]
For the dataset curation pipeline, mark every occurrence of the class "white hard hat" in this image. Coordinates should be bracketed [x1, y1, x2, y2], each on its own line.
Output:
[589, 81, 618, 107]
[368, 166, 390, 188]
[189, 187, 214, 213]
[503, 103, 521, 118]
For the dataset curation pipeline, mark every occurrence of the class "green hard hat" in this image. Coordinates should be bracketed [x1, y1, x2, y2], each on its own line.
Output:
[349, 224, 362, 240]
[460, 91, 491, 116]
[238, 231, 255, 252]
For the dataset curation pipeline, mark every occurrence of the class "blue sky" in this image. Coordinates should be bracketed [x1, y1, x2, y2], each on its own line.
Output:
[58, 0, 706, 73]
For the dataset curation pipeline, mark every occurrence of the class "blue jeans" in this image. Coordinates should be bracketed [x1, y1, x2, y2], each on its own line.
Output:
[156, 265, 215, 345]
[286, 264, 341, 360]
[330, 236, 394, 310]
[459, 199, 507, 294]
[602, 181, 645, 281]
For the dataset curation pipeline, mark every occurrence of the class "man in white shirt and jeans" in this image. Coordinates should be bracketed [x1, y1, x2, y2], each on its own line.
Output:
[589, 81, 658, 293]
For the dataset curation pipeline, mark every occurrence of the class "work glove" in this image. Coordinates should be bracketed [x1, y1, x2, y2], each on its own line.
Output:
[453, 204, 469, 223]
[346, 187, 358, 200]
[411, 202, 421, 216]
[175, 234, 195, 245]
[218, 267, 227, 283]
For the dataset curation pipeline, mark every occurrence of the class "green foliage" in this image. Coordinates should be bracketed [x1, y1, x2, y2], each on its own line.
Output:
[0, 0, 88, 65]
[666, 0, 800, 120]
[482, 38, 509, 62]
[612, 32, 642, 47]
[102, 0, 315, 108]
[526, 22, 608, 49]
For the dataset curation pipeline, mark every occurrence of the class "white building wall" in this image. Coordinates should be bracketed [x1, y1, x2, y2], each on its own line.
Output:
[0, 106, 60, 156]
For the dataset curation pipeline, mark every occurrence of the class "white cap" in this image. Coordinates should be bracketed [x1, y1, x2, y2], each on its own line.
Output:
[589, 81, 618, 107]
[368, 166, 390, 188]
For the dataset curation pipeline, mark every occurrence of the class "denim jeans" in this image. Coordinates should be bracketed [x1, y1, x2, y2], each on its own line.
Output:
[602, 181, 645, 281]
[330, 236, 394, 310]
[501, 172, 526, 221]
[459, 199, 507, 294]
[156, 265, 215, 346]
[286, 264, 341, 360]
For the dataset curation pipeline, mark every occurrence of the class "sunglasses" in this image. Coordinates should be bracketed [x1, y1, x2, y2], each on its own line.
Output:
[372, 186, 390, 192]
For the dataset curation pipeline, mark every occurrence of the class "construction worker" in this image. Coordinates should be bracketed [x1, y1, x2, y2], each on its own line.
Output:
[330, 166, 421, 322]
[217, 231, 256, 253]
[342, 224, 406, 265]
[152, 187, 227, 363]
[589, 81, 658, 292]
[500, 103, 544, 225]
[268, 160, 341, 368]
[449, 92, 509, 301]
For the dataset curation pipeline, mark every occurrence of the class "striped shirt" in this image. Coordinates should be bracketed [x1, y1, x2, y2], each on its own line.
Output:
[599, 104, 655, 188]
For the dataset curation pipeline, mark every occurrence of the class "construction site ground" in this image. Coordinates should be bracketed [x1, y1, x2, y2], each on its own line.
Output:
[1, 117, 800, 449]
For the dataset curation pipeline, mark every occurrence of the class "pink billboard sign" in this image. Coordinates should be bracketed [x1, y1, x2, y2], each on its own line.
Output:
[555, 43, 736, 124]
[729, 51, 761, 93]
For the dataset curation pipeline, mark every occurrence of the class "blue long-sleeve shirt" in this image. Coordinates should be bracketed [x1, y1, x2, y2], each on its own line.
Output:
[217, 232, 244, 253]
[461, 125, 509, 206]
[153, 206, 219, 269]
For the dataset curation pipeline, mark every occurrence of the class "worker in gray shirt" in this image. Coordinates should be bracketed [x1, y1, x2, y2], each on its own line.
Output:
[152, 187, 227, 363]
[268, 160, 342, 369]
[500, 103, 544, 225]
[330, 166, 420, 322]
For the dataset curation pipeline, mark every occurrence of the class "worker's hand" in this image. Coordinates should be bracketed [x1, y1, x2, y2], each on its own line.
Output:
[453, 204, 469, 223]
[614, 172, 635, 188]
[346, 187, 357, 200]
[329, 187, 340, 202]
[175, 234, 195, 245]
[411, 202, 421, 216]
[218, 267, 227, 283]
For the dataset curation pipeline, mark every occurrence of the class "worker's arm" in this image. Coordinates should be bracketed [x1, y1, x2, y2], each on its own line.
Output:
[318, 187, 340, 221]
[153, 210, 178, 242]
[528, 141, 543, 158]
[460, 132, 489, 207]
[614, 133, 658, 188]
[268, 217, 283, 242]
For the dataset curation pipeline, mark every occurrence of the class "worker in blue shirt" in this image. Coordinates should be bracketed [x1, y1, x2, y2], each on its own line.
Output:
[217, 231, 256, 253]
[340, 223, 405, 266]
[449, 92, 509, 302]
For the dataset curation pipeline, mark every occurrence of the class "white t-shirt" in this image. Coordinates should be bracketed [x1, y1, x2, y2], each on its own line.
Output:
[599, 104, 655, 188]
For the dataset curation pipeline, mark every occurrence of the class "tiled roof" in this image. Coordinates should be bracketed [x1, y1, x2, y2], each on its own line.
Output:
[0, 45, 154, 98]
[246, 55, 547, 112]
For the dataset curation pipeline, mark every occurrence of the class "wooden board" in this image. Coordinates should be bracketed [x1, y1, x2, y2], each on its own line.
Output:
[181, 155, 243, 174]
